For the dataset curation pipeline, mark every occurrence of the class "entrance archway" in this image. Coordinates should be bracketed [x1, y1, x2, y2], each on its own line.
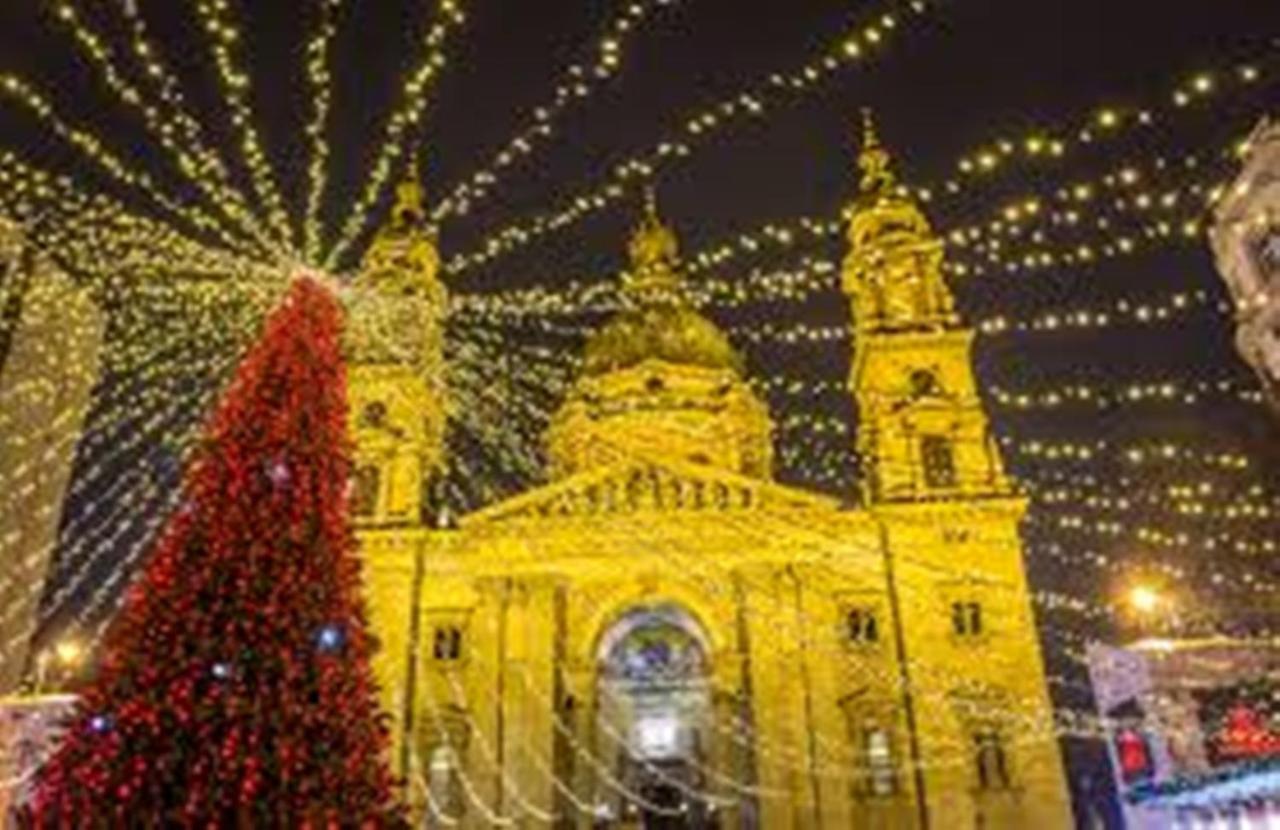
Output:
[595, 604, 718, 829]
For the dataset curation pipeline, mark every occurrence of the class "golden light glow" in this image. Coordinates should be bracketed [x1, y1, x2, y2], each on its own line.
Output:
[53, 639, 83, 666]
[1128, 584, 1161, 615]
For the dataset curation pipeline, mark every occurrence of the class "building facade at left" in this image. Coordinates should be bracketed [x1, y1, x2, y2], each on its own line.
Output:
[0, 219, 104, 696]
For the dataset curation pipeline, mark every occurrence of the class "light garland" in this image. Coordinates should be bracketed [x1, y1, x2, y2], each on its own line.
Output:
[443, 0, 937, 277]
[40, 0, 282, 259]
[434, 0, 684, 222]
[301, 0, 346, 264]
[323, 0, 468, 269]
[0, 75, 252, 254]
[191, 0, 296, 252]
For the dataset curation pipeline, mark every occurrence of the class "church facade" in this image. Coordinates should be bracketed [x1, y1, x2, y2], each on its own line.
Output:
[344, 126, 1073, 828]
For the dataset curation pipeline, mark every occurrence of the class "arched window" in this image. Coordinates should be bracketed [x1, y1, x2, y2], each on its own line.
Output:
[951, 601, 983, 638]
[974, 729, 1011, 790]
[921, 435, 957, 488]
[863, 726, 897, 796]
[351, 464, 380, 517]
[432, 625, 464, 661]
[909, 368, 941, 398]
[846, 608, 879, 644]
[427, 745, 464, 824]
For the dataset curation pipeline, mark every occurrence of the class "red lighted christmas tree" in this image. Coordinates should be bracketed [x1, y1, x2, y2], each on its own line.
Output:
[31, 278, 405, 826]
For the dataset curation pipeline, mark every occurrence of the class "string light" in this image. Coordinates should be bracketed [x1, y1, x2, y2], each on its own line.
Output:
[40, 1, 281, 258]
[434, 0, 684, 222]
[0, 75, 253, 254]
[323, 0, 468, 269]
[192, 0, 297, 252]
[301, 0, 345, 264]
[444, 0, 938, 277]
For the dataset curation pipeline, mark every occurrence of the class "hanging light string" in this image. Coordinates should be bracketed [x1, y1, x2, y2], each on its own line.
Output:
[322, 0, 468, 269]
[932, 58, 1274, 205]
[301, 0, 346, 264]
[0, 152, 270, 283]
[432, 0, 684, 223]
[38, 1, 284, 259]
[442, 43, 1272, 281]
[191, 0, 297, 252]
[0, 75, 256, 255]
[449, 142, 1230, 324]
[442, 0, 938, 278]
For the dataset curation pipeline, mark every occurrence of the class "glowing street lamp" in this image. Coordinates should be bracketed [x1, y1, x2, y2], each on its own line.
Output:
[53, 639, 83, 667]
[33, 637, 85, 693]
[1128, 585, 1162, 615]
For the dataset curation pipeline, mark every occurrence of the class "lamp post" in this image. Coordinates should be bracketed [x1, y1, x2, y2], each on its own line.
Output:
[32, 638, 83, 694]
[1127, 585, 1161, 616]
[1122, 583, 1176, 637]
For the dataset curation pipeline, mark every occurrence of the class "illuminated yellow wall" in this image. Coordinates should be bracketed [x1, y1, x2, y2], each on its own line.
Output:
[349, 138, 1072, 828]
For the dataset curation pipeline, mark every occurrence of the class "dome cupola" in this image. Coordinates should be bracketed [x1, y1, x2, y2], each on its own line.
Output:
[547, 192, 772, 480]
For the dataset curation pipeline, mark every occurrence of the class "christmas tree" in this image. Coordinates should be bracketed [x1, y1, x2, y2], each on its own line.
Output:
[30, 277, 405, 826]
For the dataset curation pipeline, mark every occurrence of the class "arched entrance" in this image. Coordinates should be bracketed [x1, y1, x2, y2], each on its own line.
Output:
[595, 604, 719, 829]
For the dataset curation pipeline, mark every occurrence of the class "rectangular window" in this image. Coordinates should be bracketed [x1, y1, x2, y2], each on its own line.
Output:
[921, 435, 957, 488]
[951, 601, 983, 637]
[846, 608, 879, 644]
[974, 730, 1011, 790]
[432, 626, 463, 661]
[351, 465, 381, 517]
[864, 728, 897, 796]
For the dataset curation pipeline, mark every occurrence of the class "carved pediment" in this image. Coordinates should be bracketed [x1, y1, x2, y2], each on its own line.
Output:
[462, 456, 836, 527]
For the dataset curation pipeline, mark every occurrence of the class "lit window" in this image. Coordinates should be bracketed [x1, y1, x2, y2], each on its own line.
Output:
[951, 601, 983, 637]
[360, 401, 388, 428]
[974, 730, 1011, 790]
[428, 745, 464, 819]
[351, 465, 380, 517]
[909, 369, 941, 398]
[846, 608, 879, 644]
[863, 727, 897, 796]
[921, 435, 957, 488]
[1115, 727, 1154, 784]
[433, 626, 463, 661]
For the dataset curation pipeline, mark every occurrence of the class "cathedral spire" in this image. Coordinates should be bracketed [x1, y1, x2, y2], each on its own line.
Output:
[858, 108, 897, 196]
[391, 156, 428, 228]
[843, 113, 956, 332]
[623, 186, 684, 307]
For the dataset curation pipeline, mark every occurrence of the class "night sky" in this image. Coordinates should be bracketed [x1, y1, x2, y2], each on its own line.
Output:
[1, 1, 1279, 825]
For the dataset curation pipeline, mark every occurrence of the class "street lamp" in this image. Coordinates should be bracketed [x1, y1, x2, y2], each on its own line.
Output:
[54, 639, 82, 667]
[33, 637, 84, 693]
[1128, 585, 1162, 616]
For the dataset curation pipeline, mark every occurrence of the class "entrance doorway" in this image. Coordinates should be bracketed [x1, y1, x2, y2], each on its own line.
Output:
[595, 605, 720, 829]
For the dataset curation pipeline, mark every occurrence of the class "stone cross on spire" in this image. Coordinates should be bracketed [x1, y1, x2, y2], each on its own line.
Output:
[623, 186, 684, 307]
[392, 155, 427, 228]
[858, 108, 897, 196]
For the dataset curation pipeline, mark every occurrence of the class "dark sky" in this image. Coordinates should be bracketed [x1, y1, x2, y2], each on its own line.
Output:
[1, 2, 1279, 825]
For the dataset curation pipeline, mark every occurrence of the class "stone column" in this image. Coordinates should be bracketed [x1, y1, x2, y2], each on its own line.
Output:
[500, 575, 561, 829]
[471, 576, 513, 827]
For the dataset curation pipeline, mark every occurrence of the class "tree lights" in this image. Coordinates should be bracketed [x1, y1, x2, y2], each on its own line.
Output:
[28, 279, 404, 824]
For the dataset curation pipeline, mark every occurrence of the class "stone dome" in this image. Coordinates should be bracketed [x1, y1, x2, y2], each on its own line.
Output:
[582, 303, 743, 377]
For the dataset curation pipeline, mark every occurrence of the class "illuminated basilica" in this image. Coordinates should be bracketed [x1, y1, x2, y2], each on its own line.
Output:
[343, 121, 1073, 828]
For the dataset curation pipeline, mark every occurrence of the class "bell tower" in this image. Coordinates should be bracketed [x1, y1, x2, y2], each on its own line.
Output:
[844, 114, 1072, 828]
[344, 161, 448, 526]
[845, 112, 1010, 503]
